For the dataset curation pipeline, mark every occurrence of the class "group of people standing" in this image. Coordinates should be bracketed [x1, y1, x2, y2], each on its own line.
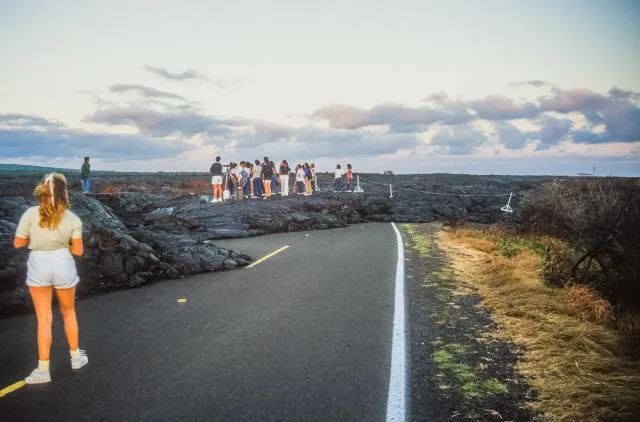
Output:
[77, 155, 356, 200]
[209, 156, 325, 202]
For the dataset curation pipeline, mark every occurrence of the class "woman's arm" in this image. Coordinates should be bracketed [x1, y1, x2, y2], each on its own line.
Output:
[13, 236, 28, 249]
[70, 237, 84, 256]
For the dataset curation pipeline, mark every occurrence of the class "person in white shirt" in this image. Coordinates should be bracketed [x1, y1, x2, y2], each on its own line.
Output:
[334, 164, 344, 192]
[251, 159, 263, 198]
[13, 173, 89, 384]
[296, 164, 306, 195]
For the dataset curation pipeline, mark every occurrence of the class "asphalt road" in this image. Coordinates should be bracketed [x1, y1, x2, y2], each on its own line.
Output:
[0, 223, 399, 422]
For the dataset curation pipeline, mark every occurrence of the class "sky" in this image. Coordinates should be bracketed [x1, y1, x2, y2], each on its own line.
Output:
[1, 0, 639, 176]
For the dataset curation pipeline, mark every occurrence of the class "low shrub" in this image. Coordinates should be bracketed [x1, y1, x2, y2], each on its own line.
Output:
[518, 178, 640, 311]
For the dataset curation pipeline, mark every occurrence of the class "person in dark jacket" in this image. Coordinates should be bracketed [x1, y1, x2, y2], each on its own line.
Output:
[269, 160, 278, 196]
[261, 157, 273, 199]
[209, 156, 223, 203]
[80, 157, 91, 194]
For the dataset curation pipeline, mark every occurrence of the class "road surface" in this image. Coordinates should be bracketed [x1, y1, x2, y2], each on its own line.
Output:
[0, 223, 402, 422]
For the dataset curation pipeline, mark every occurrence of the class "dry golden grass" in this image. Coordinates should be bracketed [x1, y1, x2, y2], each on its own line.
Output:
[438, 227, 640, 422]
[563, 284, 616, 327]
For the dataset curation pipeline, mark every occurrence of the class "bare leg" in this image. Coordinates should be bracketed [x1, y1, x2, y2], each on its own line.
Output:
[55, 287, 79, 351]
[29, 286, 54, 361]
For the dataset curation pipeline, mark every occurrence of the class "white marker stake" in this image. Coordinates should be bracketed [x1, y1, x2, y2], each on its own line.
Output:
[386, 222, 407, 422]
[353, 175, 364, 193]
[389, 184, 394, 199]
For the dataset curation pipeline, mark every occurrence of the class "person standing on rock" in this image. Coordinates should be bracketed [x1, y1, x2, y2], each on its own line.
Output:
[269, 160, 278, 196]
[226, 162, 237, 200]
[210, 156, 224, 203]
[80, 157, 91, 194]
[345, 163, 353, 192]
[296, 164, 306, 195]
[13, 173, 89, 384]
[304, 163, 313, 196]
[311, 163, 319, 192]
[334, 164, 344, 192]
[261, 157, 273, 199]
[247, 162, 254, 197]
[241, 162, 251, 199]
[279, 160, 290, 196]
[251, 159, 263, 198]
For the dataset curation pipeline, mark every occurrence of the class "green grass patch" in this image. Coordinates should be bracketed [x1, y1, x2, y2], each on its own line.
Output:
[432, 343, 509, 400]
[400, 224, 431, 256]
[495, 238, 520, 258]
[493, 233, 554, 265]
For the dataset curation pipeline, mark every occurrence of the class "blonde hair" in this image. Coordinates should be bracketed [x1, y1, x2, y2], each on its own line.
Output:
[33, 172, 70, 229]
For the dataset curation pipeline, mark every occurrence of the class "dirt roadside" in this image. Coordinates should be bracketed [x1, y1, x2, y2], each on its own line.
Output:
[401, 222, 536, 421]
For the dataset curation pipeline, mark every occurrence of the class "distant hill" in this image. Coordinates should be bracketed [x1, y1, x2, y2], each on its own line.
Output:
[0, 163, 80, 173]
[0, 163, 77, 173]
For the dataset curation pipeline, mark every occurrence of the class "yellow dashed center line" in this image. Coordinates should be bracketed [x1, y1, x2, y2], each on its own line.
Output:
[0, 380, 26, 398]
[0, 247, 291, 396]
[246, 245, 290, 269]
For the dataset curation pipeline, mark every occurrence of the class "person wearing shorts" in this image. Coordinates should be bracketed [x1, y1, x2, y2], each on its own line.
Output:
[14, 172, 88, 384]
[210, 156, 224, 202]
[346, 163, 353, 192]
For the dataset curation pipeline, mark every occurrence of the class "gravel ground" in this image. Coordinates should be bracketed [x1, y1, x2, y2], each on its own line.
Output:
[400, 222, 538, 421]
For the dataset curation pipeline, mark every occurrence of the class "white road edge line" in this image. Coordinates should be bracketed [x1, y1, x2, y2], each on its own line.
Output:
[386, 222, 407, 422]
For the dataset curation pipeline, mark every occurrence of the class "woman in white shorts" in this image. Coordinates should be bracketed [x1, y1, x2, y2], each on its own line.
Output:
[14, 173, 89, 384]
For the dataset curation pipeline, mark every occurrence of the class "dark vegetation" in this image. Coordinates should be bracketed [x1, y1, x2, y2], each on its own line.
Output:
[517, 179, 640, 312]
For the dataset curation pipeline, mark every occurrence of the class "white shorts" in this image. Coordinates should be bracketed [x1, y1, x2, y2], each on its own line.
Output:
[26, 249, 80, 289]
[211, 175, 223, 185]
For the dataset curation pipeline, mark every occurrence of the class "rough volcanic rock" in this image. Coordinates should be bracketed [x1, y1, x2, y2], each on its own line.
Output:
[0, 171, 554, 317]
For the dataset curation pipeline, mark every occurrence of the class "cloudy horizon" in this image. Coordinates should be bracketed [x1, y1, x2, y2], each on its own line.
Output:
[1, 0, 639, 176]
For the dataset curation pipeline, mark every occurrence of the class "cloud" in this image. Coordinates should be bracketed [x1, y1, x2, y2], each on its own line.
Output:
[429, 125, 488, 155]
[0, 113, 63, 128]
[142, 65, 244, 89]
[508, 80, 554, 89]
[312, 86, 640, 148]
[0, 115, 196, 160]
[85, 106, 247, 138]
[212, 77, 247, 89]
[537, 117, 573, 150]
[311, 104, 370, 129]
[608, 87, 640, 101]
[5, 80, 639, 170]
[312, 102, 472, 130]
[109, 84, 186, 101]
[421, 92, 449, 102]
[538, 88, 610, 114]
[142, 65, 210, 82]
[470, 95, 538, 120]
[495, 122, 536, 150]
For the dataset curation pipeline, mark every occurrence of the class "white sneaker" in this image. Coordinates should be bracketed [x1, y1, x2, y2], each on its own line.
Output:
[25, 368, 51, 384]
[71, 350, 89, 370]
[210, 199, 215, 203]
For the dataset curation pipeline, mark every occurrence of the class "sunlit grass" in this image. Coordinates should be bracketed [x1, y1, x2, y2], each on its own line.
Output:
[432, 342, 509, 401]
[438, 226, 640, 422]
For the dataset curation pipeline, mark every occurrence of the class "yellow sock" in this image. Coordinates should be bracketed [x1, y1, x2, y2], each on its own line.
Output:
[70, 349, 81, 358]
[38, 360, 50, 371]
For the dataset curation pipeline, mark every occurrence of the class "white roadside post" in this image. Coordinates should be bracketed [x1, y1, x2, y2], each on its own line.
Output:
[500, 192, 514, 213]
[353, 174, 364, 193]
[389, 184, 393, 199]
